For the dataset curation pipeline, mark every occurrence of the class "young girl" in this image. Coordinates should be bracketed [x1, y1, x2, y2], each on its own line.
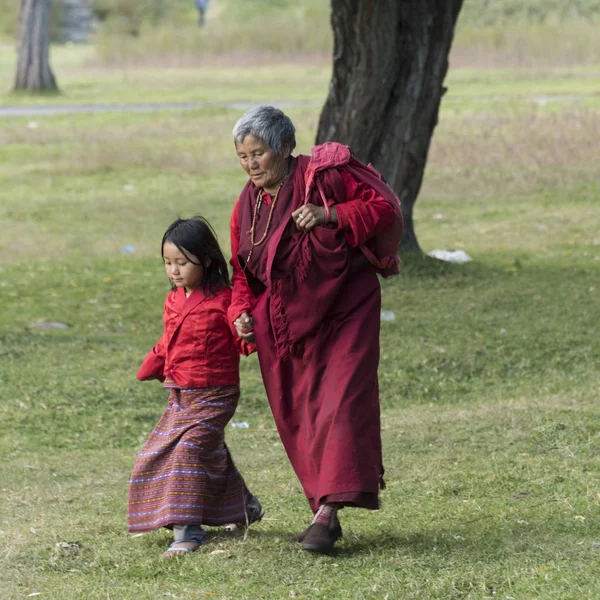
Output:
[127, 216, 263, 558]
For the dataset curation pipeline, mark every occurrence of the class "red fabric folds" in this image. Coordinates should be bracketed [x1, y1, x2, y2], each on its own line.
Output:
[230, 154, 393, 511]
[305, 142, 404, 277]
[137, 286, 253, 389]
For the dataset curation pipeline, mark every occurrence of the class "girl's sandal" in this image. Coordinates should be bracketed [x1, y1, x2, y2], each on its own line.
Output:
[161, 536, 205, 558]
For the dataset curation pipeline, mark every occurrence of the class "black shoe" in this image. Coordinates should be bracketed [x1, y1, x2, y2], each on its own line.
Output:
[301, 523, 342, 553]
[289, 523, 343, 544]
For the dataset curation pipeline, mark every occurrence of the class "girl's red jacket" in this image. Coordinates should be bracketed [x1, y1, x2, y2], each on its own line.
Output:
[137, 285, 254, 388]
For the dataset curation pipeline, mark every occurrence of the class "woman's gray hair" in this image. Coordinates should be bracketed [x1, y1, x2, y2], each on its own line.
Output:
[232, 105, 296, 154]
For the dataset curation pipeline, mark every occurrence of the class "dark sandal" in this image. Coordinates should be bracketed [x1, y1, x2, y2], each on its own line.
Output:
[300, 523, 342, 553]
[289, 524, 342, 544]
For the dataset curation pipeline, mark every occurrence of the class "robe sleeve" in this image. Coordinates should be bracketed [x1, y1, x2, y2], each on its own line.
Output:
[334, 170, 397, 248]
[136, 301, 168, 382]
[234, 336, 256, 357]
[228, 199, 260, 331]
[211, 293, 257, 358]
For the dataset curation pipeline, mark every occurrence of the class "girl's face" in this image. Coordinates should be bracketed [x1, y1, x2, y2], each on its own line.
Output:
[162, 241, 204, 294]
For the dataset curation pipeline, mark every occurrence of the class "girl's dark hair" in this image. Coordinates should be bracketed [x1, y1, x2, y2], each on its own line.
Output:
[161, 216, 231, 296]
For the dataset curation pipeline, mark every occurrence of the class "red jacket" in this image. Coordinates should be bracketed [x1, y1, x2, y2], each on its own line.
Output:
[137, 286, 253, 389]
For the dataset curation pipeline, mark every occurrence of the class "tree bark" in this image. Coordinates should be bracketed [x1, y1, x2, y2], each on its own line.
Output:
[317, 0, 463, 252]
[14, 0, 59, 93]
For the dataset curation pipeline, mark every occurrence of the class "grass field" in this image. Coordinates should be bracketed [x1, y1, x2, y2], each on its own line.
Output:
[1, 37, 600, 600]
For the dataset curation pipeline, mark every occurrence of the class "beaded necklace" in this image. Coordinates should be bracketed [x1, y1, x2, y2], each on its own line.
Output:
[243, 179, 285, 271]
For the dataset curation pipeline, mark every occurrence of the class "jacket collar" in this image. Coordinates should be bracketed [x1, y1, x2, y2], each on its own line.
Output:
[173, 285, 207, 316]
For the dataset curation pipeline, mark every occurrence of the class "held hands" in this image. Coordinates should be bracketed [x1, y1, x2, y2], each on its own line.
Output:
[292, 203, 337, 232]
[234, 312, 255, 343]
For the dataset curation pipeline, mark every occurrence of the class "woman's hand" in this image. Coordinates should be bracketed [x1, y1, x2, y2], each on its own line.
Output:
[234, 312, 255, 343]
[292, 203, 337, 232]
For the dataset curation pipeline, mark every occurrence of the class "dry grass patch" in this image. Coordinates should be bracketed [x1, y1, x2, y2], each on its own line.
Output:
[0, 108, 321, 177]
[416, 106, 600, 254]
[430, 108, 600, 175]
[452, 21, 600, 68]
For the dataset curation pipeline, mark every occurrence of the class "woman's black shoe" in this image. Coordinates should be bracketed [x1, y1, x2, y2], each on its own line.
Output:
[300, 523, 342, 553]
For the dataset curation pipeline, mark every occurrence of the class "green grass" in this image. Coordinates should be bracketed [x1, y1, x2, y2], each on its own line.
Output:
[1, 46, 600, 600]
[0, 45, 331, 105]
[2, 43, 599, 110]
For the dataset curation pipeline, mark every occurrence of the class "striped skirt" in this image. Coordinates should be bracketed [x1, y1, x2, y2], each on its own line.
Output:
[127, 385, 253, 532]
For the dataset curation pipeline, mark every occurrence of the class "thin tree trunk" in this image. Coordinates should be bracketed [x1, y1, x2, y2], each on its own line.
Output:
[14, 0, 59, 93]
[317, 0, 463, 252]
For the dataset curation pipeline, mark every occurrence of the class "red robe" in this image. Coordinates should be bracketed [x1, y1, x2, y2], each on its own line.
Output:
[229, 155, 395, 512]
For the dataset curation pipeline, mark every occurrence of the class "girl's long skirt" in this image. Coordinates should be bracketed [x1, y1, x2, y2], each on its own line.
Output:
[127, 385, 252, 532]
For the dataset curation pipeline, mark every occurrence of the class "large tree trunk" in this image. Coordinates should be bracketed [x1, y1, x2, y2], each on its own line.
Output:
[317, 0, 463, 252]
[14, 0, 59, 93]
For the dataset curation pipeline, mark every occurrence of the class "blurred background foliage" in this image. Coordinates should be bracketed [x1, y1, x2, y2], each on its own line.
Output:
[1, 0, 600, 66]
[459, 0, 600, 24]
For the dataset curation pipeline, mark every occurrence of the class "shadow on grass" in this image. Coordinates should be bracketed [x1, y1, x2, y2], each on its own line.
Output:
[335, 530, 471, 557]
[384, 251, 516, 291]
[396, 251, 520, 280]
[200, 524, 560, 563]
[203, 525, 496, 559]
[398, 252, 462, 279]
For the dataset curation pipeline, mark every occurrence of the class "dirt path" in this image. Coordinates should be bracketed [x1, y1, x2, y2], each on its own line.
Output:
[0, 100, 322, 118]
[1, 93, 596, 118]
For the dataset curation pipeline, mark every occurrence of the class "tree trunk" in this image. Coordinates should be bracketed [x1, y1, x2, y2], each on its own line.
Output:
[14, 0, 59, 93]
[317, 0, 463, 252]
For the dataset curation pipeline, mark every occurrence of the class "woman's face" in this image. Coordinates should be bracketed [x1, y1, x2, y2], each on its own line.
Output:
[235, 135, 289, 193]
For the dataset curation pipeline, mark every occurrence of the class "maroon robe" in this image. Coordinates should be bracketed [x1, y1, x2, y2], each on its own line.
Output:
[229, 155, 395, 512]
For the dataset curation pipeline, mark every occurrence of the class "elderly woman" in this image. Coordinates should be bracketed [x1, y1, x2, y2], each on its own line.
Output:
[228, 106, 399, 553]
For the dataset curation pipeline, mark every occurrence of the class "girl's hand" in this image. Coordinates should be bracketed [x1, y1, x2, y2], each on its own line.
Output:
[234, 312, 255, 343]
[292, 204, 337, 232]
